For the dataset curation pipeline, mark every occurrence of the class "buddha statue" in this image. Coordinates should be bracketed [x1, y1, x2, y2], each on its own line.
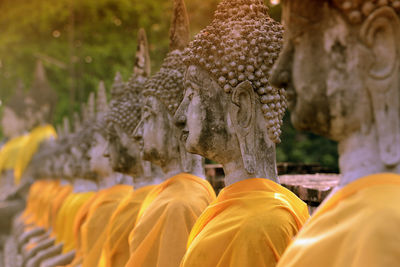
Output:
[270, 0, 400, 266]
[106, 30, 163, 188]
[125, 1, 216, 266]
[172, 0, 309, 266]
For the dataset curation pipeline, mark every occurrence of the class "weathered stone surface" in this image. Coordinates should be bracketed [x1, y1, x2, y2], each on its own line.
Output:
[175, 0, 284, 186]
[0, 200, 24, 236]
[270, 0, 400, 185]
[4, 236, 17, 267]
[279, 174, 340, 204]
[39, 250, 75, 267]
[25, 244, 62, 267]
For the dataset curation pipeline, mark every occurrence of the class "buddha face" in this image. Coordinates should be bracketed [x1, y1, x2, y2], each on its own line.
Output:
[89, 132, 112, 177]
[174, 65, 241, 165]
[107, 124, 141, 175]
[271, 0, 373, 140]
[71, 145, 86, 177]
[134, 96, 180, 167]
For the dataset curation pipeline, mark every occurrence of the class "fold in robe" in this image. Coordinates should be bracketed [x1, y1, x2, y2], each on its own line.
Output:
[55, 192, 96, 253]
[276, 173, 400, 267]
[125, 173, 216, 267]
[181, 178, 310, 267]
[80, 184, 132, 267]
[98, 185, 156, 267]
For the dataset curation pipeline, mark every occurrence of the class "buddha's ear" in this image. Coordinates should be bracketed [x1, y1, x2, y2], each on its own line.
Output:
[229, 81, 256, 174]
[361, 7, 400, 166]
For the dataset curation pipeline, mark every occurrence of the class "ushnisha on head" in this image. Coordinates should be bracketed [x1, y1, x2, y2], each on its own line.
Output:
[106, 29, 153, 176]
[183, 0, 285, 143]
[107, 72, 142, 143]
[142, 0, 190, 116]
[142, 50, 186, 115]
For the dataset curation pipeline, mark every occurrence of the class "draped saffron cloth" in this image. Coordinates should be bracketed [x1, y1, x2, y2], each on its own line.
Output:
[55, 191, 96, 253]
[125, 173, 216, 267]
[98, 185, 156, 267]
[276, 173, 400, 267]
[80, 184, 132, 267]
[180, 178, 309, 267]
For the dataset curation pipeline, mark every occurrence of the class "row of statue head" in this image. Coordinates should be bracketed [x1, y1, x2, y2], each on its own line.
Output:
[120, 0, 282, 186]
[106, 0, 284, 186]
[29, 28, 160, 190]
[33, 0, 398, 189]
[31, 0, 285, 189]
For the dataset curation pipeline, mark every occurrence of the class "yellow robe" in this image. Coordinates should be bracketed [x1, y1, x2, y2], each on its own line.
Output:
[36, 180, 61, 229]
[126, 173, 216, 267]
[98, 185, 156, 267]
[14, 124, 57, 184]
[67, 193, 99, 267]
[80, 185, 132, 267]
[180, 178, 310, 267]
[0, 135, 29, 174]
[55, 192, 96, 253]
[50, 183, 73, 230]
[276, 173, 400, 267]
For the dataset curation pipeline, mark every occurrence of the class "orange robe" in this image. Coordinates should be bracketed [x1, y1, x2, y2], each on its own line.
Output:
[66, 193, 99, 267]
[80, 185, 132, 267]
[98, 185, 156, 267]
[49, 183, 73, 230]
[180, 178, 310, 267]
[276, 173, 400, 267]
[55, 192, 96, 253]
[21, 180, 48, 225]
[125, 173, 216, 267]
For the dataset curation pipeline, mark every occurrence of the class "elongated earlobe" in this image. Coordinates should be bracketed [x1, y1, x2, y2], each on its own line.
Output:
[229, 81, 256, 174]
[361, 7, 400, 166]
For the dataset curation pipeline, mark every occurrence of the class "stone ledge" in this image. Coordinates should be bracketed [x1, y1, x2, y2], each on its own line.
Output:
[279, 174, 340, 204]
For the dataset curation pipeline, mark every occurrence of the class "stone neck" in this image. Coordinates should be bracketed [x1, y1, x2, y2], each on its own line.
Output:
[160, 156, 182, 180]
[338, 126, 400, 188]
[223, 154, 278, 186]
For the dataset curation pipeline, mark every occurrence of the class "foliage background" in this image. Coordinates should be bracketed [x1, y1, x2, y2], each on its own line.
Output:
[0, 0, 338, 171]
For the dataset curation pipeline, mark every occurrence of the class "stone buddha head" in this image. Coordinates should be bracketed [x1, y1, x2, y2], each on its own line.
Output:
[133, 0, 205, 178]
[87, 83, 115, 182]
[106, 29, 154, 180]
[174, 0, 284, 185]
[271, 0, 400, 181]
